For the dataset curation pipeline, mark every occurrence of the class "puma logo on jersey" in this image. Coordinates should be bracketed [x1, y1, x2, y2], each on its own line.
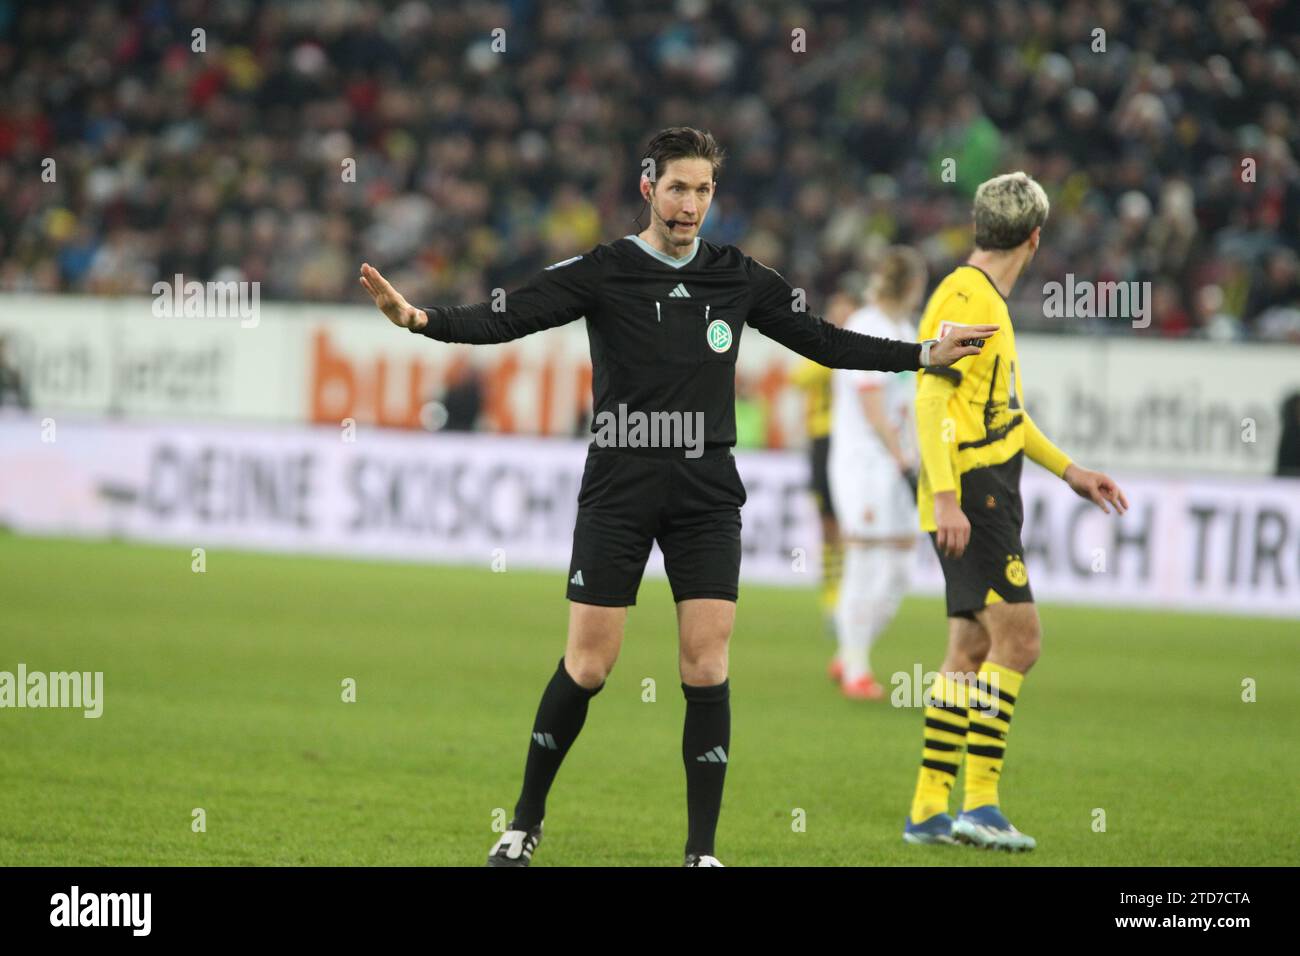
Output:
[668, 282, 690, 297]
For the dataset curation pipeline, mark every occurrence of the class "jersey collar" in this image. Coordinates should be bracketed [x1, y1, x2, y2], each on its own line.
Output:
[624, 234, 700, 269]
[959, 263, 1009, 304]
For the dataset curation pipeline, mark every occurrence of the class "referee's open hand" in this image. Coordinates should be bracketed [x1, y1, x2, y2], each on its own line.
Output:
[929, 324, 1000, 366]
[359, 263, 428, 331]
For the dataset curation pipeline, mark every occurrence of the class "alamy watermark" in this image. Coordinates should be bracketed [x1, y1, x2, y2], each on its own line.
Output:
[0, 664, 103, 718]
[592, 403, 706, 458]
[151, 273, 260, 328]
[50, 886, 150, 936]
[1042, 274, 1151, 329]
[890, 665, 1000, 717]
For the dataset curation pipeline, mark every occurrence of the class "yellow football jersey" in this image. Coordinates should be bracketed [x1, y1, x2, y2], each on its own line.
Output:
[914, 264, 1070, 531]
[791, 358, 833, 440]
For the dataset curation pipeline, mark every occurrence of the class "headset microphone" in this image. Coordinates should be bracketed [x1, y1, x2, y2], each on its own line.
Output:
[652, 202, 689, 231]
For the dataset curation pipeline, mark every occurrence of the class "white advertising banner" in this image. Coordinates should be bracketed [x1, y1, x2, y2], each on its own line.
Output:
[0, 417, 1296, 618]
[0, 293, 1296, 474]
[0, 416, 818, 587]
[1013, 336, 1291, 478]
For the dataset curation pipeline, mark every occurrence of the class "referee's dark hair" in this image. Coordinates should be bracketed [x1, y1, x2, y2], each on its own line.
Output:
[642, 127, 725, 186]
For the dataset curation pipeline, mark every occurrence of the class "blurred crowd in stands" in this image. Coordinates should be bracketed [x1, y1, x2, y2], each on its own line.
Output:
[2, 0, 1298, 340]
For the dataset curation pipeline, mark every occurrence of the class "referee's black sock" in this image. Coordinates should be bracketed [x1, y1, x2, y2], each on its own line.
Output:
[682, 679, 730, 857]
[511, 657, 602, 830]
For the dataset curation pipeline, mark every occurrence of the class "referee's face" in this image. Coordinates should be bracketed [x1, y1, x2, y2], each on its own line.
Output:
[643, 157, 715, 248]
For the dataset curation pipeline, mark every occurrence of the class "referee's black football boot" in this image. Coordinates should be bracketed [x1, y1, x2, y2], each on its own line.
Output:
[486, 822, 543, 867]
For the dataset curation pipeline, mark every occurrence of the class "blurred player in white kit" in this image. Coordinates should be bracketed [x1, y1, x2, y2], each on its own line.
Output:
[827, 247, 928, 699]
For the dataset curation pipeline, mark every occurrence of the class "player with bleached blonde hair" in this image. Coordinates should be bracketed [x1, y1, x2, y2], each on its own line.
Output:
[903, 172, 1128, 851]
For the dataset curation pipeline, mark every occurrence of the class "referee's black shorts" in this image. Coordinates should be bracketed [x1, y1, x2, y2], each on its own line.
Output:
[566, 446, 747, 607]
[929, 452, 1034, 619]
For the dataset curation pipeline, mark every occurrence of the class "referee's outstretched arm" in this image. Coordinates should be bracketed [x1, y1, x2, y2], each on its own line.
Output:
[744, 257, 995, 369]
[362, 254, 991, 365]
[359, 253, 598, 343]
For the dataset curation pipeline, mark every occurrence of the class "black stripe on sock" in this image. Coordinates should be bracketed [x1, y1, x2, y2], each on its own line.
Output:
[922, 758, 959, 775]
[935, 704, 969, 718]
[974, 679, 1017, 706]
[966, 743, 1006, 759]
[966, 722, 1006, 740]
[925, 717, 968, 736]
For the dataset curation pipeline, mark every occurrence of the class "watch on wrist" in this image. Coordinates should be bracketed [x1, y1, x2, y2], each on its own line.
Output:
[919, 338, 939, 367]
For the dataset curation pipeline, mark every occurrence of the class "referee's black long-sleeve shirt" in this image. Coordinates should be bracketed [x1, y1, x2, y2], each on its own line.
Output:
[412, 236, 922, 453]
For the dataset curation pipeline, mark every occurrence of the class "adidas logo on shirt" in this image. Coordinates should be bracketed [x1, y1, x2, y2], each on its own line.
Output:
[570, 570, 584, 586]
[668, 283, 690, 298]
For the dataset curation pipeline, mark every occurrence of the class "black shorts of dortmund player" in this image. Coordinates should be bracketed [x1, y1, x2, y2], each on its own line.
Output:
[566, 447, 747, 606]
[929, 452, 1034, 619]
[808, 434, 835, 520]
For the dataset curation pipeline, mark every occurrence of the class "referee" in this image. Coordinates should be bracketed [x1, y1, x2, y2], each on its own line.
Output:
[360, 127, 992, 867]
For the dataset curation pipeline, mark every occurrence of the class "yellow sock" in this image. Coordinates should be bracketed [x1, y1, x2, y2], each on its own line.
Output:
[820, 538, 843, 627]
[908, 673, 971, 822]
[962, 661, 1025, 812]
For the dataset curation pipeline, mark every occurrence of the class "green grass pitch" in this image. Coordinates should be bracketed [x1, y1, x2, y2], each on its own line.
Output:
[1, 533, 1295, 866]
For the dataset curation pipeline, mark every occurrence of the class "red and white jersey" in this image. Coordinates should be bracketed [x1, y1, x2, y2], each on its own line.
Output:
[829, 304, 917, 471]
